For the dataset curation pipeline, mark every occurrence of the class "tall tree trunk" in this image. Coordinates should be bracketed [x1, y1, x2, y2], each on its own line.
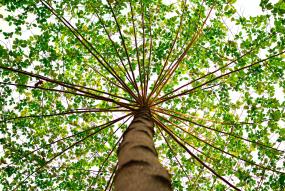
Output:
[114, 107, 172, 191]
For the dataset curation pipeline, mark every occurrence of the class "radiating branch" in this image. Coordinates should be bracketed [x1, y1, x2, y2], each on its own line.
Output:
[140, 0, 147, 100]
[12, 113, 127, 191]
[0, 65, 135, 110]
[0, 81, 101, 100]
[106, 0, 141, 101]
[154, 50, 285, 105]
[129, 0, 144, 100]
[93, 9, 140, 98]
[154, 112, 285, 174]
[152, 116, 242, 191]
[145, 5, 153, 98]
[1, 107, 129, 123]
[153, 108, 283, 153]
[147, 0, 187, 102]
[157, 32, 276, 101]
[6, 114, 130, 168]
[104, 163, 118, 191]
[149, 5, 214, 105]
[154, 113, 230, 163]
[40, 0, 139, 102]
[88, 130, 124, 189]
[84, 63, 127, 94]
[158, 127, 191, 182]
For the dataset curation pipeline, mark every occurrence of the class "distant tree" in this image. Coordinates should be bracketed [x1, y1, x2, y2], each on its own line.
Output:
[0, 0, 284, 190]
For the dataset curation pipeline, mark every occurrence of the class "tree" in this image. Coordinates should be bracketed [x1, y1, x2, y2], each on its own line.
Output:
[0, 0, 284, 190]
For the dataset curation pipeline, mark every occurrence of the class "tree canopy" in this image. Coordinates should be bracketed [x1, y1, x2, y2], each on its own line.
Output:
[0, 0, 284, 190]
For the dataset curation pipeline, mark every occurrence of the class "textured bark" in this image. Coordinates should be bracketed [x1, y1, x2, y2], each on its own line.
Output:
[114, 107, 172, 191]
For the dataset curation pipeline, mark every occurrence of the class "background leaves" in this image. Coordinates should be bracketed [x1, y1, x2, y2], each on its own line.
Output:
[0, 0, 284, 190]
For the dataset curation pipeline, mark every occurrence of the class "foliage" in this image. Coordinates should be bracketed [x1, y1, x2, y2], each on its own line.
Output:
[0, 0, 284, 190]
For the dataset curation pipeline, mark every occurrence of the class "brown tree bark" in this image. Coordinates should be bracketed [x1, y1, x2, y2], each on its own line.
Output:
[114, 107, 172, 191]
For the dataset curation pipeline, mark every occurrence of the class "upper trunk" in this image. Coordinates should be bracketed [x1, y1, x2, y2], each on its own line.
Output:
[114, 107, 172, 191]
